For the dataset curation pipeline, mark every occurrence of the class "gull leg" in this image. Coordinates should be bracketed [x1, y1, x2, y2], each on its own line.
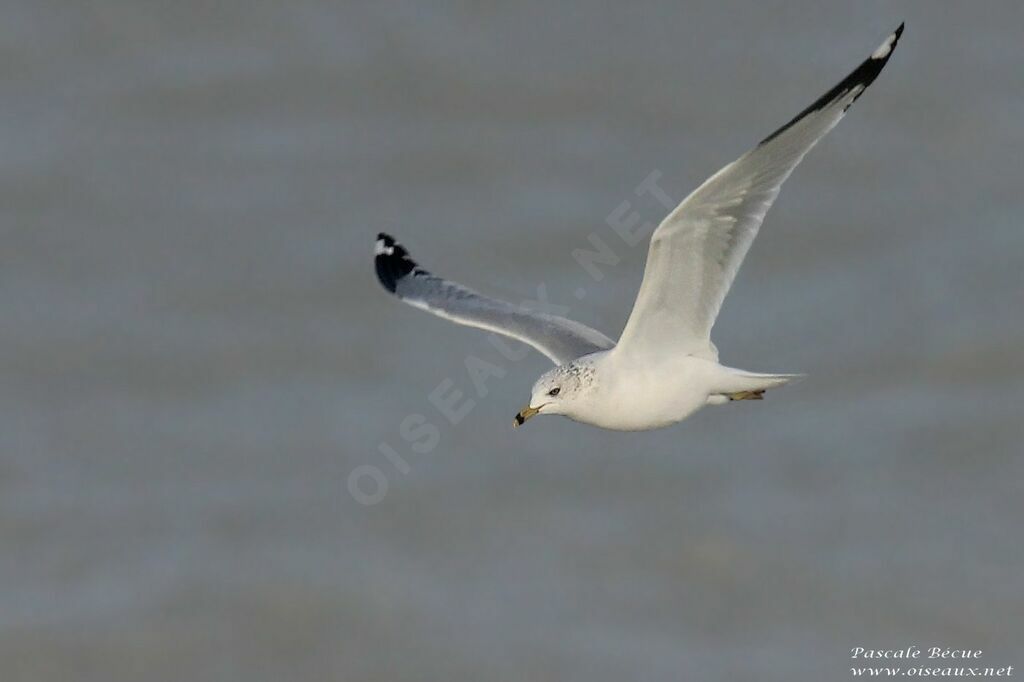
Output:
[728, 390, 765, 401]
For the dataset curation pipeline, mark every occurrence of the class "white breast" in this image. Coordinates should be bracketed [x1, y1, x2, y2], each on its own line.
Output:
[571, 353, 717, 431]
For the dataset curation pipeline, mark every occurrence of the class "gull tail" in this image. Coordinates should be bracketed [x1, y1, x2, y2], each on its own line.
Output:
[708, 367, 804, 404]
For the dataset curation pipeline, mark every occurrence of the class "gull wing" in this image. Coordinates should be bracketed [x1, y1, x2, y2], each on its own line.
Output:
[615, 24, 903, 361]
[374, 234, 615, 365]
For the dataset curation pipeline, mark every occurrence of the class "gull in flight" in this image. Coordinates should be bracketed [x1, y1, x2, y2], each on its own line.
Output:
[374, 25, 903, 431]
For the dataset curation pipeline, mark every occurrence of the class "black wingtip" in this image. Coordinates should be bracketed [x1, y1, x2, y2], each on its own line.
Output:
[871, 23, 904, 63]
[758, 25, 904, 146]
[374, 233, 418, 293]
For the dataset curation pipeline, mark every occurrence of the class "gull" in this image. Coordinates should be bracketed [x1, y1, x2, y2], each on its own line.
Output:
[374, 25, 903, 431]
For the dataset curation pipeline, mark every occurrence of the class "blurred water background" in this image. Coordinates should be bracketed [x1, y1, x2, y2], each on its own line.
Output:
[1, 1, 1022, 680]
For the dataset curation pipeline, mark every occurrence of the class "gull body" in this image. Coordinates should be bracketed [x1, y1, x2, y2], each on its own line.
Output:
[374, 25, 903, 431]
[521, 351, 795, 431]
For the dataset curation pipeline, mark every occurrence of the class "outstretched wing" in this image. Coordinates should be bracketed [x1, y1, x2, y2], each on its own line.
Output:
[374, 233, 615, 365]
[616, 24, 903, 361]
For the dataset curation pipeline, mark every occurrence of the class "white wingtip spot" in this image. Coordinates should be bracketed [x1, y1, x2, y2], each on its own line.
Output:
[871, 32, 896, 59]
[375, 239, 394, 256]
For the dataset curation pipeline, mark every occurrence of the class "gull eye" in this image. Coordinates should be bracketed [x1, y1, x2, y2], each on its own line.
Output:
[547, 387, 560, 397]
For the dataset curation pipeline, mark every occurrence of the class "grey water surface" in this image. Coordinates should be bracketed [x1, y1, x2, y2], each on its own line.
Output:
[2, 2, 1022, 680]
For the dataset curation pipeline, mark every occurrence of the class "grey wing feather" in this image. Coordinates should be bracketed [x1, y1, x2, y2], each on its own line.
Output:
[616, 24, 903, 361]
[375, 234, 615, 365]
